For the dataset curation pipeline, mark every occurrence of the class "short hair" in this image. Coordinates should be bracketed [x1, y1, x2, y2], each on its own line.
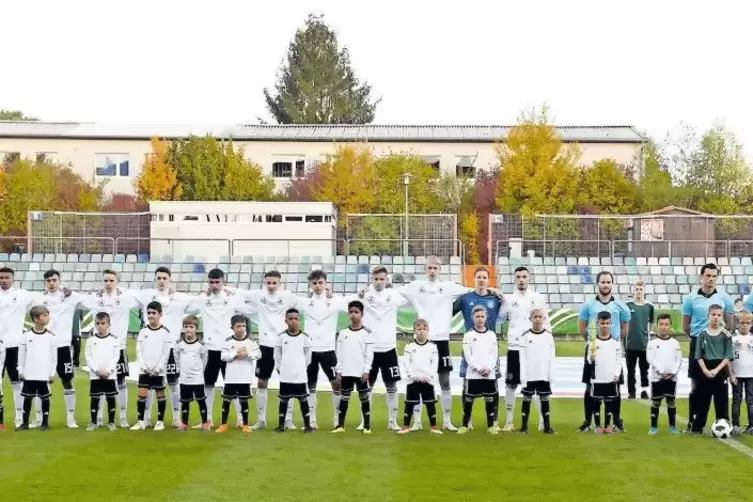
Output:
[155, 266, 171, 277]
[426, 256, 441, 266]
[473, 266, 489, 277]
[707, 304, 723, 313]
[208, 268, 224, 280]
[0, 267, 14, 275]
[700, 263, 719, 276]
[103, 269, 117, 279]
[264, 270, 282, 280]
[472, 305, 487, 315]
[307, 269, 327, 282]
[597, 311, 611, 321]
[657, 313, 672, 323]
[414, 318, 429, 329]
[95, 312, 111, 323]
[634, 280, 644, 287]
[30, 305, 49, 321]
[514, 266, 529, 275]
[230, 314, 247, 327]
[285, 308, 300, 317]
[348, 300, 364, 313]
[371, 266, 388, 276]
[43, 269, 60, 280]
[182, 315, 199, 327]
[529, 308, 546, 319]
[596, 271, 613, 283]
[146, 301, 162, 314]
[739, 311, 753, 322]
[734, 297, 744, 304]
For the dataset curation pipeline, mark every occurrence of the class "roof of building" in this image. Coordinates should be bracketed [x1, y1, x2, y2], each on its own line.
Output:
[0, 122, 646, 143]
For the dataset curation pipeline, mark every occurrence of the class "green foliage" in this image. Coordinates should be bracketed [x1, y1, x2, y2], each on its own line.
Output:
[0, 109, 38, 121]
[264, 14, 379, 124]
[578, 158, 639, 214]
[637, 139, 678, 211]
[373, 154, 442, 214]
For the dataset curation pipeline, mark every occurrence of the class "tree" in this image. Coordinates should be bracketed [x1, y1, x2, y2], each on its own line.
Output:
[637, 139, 678, 211]
[472, 169, 500, 263]
[0, 109, 37, 121]
[311, 145, 377, 223]
[219, 142, 277, 201]
[578, 159, 639, 214]
[134, 138, 183, 203]
[373, 154, 442, 214]
[459, 212, 481, 264]
[264, 14, 379, 124]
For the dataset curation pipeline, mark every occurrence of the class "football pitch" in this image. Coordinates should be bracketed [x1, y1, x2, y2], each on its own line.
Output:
[2, 341, 753, 501]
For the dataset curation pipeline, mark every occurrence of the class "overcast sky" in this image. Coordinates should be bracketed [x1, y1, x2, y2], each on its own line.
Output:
[2, 0, 750, 157]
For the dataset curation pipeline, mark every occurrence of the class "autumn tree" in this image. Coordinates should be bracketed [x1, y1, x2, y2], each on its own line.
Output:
[637, 139, 678, 211]
[134, 138, 183, 203]
[0, 109, 37, 121]
[373, 154, 442, 214]
[311, 145, 377, 218]
[434, 173, 480, 263]
[578, 159, 639, 214]
[264, 14, 379, 124]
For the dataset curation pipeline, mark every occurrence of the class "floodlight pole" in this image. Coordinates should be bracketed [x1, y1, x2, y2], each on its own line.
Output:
[403, 173, 411, 258]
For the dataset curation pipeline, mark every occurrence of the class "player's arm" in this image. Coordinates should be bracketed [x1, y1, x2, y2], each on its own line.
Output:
[489, 335, 499, 374]
[0, 345, 5, 376]
[723, 295, 735, 330]
[49, 337, 58, 380]
[85, 339, 96, 378]
[363, 333, 375, 377]
[200, 344, 209, 368]
[578, 301, 590, 340]
[646, 340, 656, 367]
[403, 345, 415, 381]
[135, 331, 146, 373]
[681, 296, 692, 338]
[548, 335, 557, 385]
[613, 343, 622, 381]
[17, 336, 27, 380]
[519, 338, 527, 384]
[303, 335, 312, 367]
[452, 295, 464, 317]
[109, 343, 120, 378]
[672, 340, 683, 376]
[273, 337, 282, 373]
[462, 333, 474, 370]
[335, 333, 343, 376]
[156, 336, 172, 373]
[173, 343, 182, 374]
[620, 302, 631, 341]
[648, 304, 656, 337]
[220, 340, 237, 362]
[184, 294, 203, 315]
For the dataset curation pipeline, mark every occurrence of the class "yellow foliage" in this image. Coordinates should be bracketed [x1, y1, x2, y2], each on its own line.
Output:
[577, 159, 638, 214]
[460, 212, 481, 264]
[372, 154, 442, 213]
[135, 138, 182, 203]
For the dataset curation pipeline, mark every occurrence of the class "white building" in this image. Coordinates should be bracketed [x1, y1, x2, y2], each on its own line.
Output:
[0, 122, 647, 195]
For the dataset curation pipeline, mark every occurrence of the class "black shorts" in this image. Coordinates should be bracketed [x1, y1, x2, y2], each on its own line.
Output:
[465, 379, 498, 398]
[340, 376, 370, 394]
[116, 349, 130, 378]
[651, 379, 677, 399]
[255, 345, 275, 381]
[369, 349, 401, 384]
[279, 382, 309, 399]
[138, 374, 166, 391]
[433, 341, 453, 372]
[222, 383, 252, 400]
[166, 349, 179, 385]
[3, 346, 19, 382]
[90, 379, 118, 397]
[618, 368, 625, 386]
[688, 337, 700, 380]
[56, 346, 74, 381]
[521, 380, 552, 397]
[180, 384, 207, 403]
[506, 350, 521, 386]
[581, 345, 592, 384]
[204, 350, 226, 386]
[21, 380, 51, 399]
[405, 382, 436, 403]
[307, 350, 338, 384]
[591, 382, 618, 399]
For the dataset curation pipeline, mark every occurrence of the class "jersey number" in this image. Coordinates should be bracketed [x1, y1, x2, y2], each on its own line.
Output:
[388, 366, 400, 378]
[166, 363, 177, 374]
[64, 362, 73, 374]
[442, 356, 451, 367]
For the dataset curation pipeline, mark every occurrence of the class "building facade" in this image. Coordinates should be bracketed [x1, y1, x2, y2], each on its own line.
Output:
[0, 122, 646, 195]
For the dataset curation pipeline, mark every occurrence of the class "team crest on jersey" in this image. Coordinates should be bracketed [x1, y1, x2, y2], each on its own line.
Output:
[487, 300, 495, 308]
[98, 299, 105, 306]
[439, 287, 443, 294]
[512, 301, 519, 308]
[367, 296, 375, 303]
[261, 297, 267, 304]
[326, 301, 331, 308]
[309, 300, 315, 307]
[277, 298, 283, 305]
[419, 286, 425, 294]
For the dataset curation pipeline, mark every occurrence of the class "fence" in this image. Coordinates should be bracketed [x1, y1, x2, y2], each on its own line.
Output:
[345, 213, 459, 257]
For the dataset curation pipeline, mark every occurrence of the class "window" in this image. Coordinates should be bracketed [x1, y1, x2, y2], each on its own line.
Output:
[1, 151, 20, 164]
[455, 156, 476, 177]
[421, 156, 440, 173]
[36, 152, 58, 164]
[272, 161, 293, 178]
[265, 214, 283, 223]
[95, 153, 130, 177]
[285, 215, 303, 222]
[306, 215, 323, 223]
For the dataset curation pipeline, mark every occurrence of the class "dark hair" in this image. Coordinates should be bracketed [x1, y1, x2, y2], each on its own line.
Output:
[657, 313, 672, 323]
[707, 304, 723, 313]
[95, 312, 111, 323]
[371, 266, 388, 276]
[0, 267, 14, 275]
[103, 269, 117, 278]
[285, 308, 300, 317]
[597, 311, 611, 321]
[735, 297, 744, 304]
[30, 305, 49, 321]
[43, 269, 60, 280]
[307, 269, 327, 282]
[264, 270, 282, 280]
[155, 266, 171, 277]
[230, 314, 247, 327]
[514, 266, 529, 274]
[208, 268, 224, 280]
[700, 263, 718, 276]
[348, 300, 364, 313]
[146, 301, 162, 314]
[596, 271, 614, 283]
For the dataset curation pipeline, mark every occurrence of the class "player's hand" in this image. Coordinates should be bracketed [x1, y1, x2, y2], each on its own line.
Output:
[224, 288, 234, 296]
[169, 285, 176, 294]
[489, 288, 503, 299]
[704, 369, 714, 378]
[237, 347, 248, 358]
[63, 287, 72, 298]
[49, 377, 54, 383]
[361, 373, 369, 383]
[335, 373, 342, 383]
[613, 376, 620, 382]
[357, 288, 366, 299]
[325, 285, 333, 298]
[730, 375, 738, 386]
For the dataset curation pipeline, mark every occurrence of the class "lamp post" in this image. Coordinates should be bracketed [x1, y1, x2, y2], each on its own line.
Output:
[403, 173, 411, 258]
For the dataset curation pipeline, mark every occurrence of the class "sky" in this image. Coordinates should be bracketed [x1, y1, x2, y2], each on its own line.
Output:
[1, 0, 751, 157]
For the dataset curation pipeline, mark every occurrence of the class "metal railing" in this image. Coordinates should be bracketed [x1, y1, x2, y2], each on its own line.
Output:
[113, 237, 232, 259]
[1, 236, 116, 255]
[231, 239, 347, 257]
[496, 239, 612, 261]
[346, 239, 464, 263]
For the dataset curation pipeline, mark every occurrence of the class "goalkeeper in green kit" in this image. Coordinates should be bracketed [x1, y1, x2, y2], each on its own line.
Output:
[626, 281, 654, 399]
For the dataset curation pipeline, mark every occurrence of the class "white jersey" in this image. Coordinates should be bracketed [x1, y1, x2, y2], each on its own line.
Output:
[297, 293, 347, 352]
[399, 280, 469, 342]
[174, 338, 208, 385]
[18, 329, 57, 381]
[647, 336, 683, 382]
[82, 290, 139, 349]
[274, 331, 312, 384]
[520, 329, 556, 384]
[240, 289, 299, 347]
[221, 336, 262, 384]
[502, 288, 549, 349]
[0, 287, 36, 348]
[0, 339, 5, 375]
[132, 289, 195, 342]
[588, 337, 622, 384]
[335, 327, 374, 378]
[352, 287, 409, 352]
[136, 325, 172, 376]
[85, 333, 120, 381]
[462, 328, 499, 380]
[33, 290, 86, 347]
[402, 341, 438, 382]
[732, 334, 753, 379]
[187, 292, 246, 351]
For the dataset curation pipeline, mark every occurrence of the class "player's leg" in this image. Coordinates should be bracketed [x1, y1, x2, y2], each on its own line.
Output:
[539, 385, 554, 433]
[592, 393, 602, 429]
[691, 376, 712, 433]
[39, 383, 51, 429]
[254, 346, 275, 430]
[423, 384, 439, 430]
[360, 354, 381, 430]
[357, 380, 372, 432]
[154, 379, 167, 429]
[19, 382, 34, 429]
[666, 395, 678, 431]
[333, 378, 353, 431]
[614, 370, 626, 431]
[626, 349, 638, 398]
[461, 380, 476, 430]
[297, 385, 312, 431]
[88, 381, 101, 429]
[649, 393, 662, 432]
[383, 349, 401, 430]
[604, 396, 615, 430]
[519, 385, 534, 432]
[0, 390, 4, 427]
[202, 350, 222, 428]
[166, 349, 181, 428]
[712, 374, 729, 421]
[71, 331, 82, 368]
[459, 352, 472, 429]
[743, 379, 753, 433]
[484, 392, 497, 430]
[306, 353, 319, 428]
[731, 379, 743, 432]
[5, 347, 23, 427]
[402, 383, 419, 431]
[284, 395, 296, 430]
[131, 375, 150, 430]
[179, 385, 191, 428]
[143, 391, 154, 427]
[436, 371, 457, 431]
[58, 347, 77, 428]
[195, 386, 209, 427]
[218, 385, 234, 432]
[503, 349, 520, 431]
[116, 349, 130, 427]
[238, 385, 251, 431]
[277, 384, 291, 432]
[105, 382, 117, 428]
[686, 338, 698, 431]
[578, 346, 593, 431]
[321, 350, 341, 428]
[638, 350, 650, 399]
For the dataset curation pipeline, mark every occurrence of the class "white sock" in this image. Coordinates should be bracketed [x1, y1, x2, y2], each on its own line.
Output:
[387, 391, 398, 423]
[413, 397, 423, 424]
[204, 386, 215, 422]
[98, 395, 105, 423]
[12, 382, 22, 424]
[234, 399, 243, 423]
[118, 384, 128, 421]
[360, 393, 372, 425]
[440, 389, 453, 425]
[504, 387, 516, 423]
[331, 391, 341, 426]
[308, 391, 317, 422]
[143, 391, 153, 423]
[35, 396, 43, 422]
[256, 388, 268, 423]
[64, 389, 76, 422]
[285, 399, 295, 424]
[169, 384, 180, 422]
[533, 395, 544, 427]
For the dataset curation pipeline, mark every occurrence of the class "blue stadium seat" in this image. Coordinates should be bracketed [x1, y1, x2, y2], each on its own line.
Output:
[356, 264, 370, 275]
[0, 253, 8, 262]
[739, 284, 751, 295]
[193, 264, 206, 274]
[581, 274, 593, 284]
[567, 266, 579, 275]
[578, 265, 591, 275]
[138, 254, 149, 263]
